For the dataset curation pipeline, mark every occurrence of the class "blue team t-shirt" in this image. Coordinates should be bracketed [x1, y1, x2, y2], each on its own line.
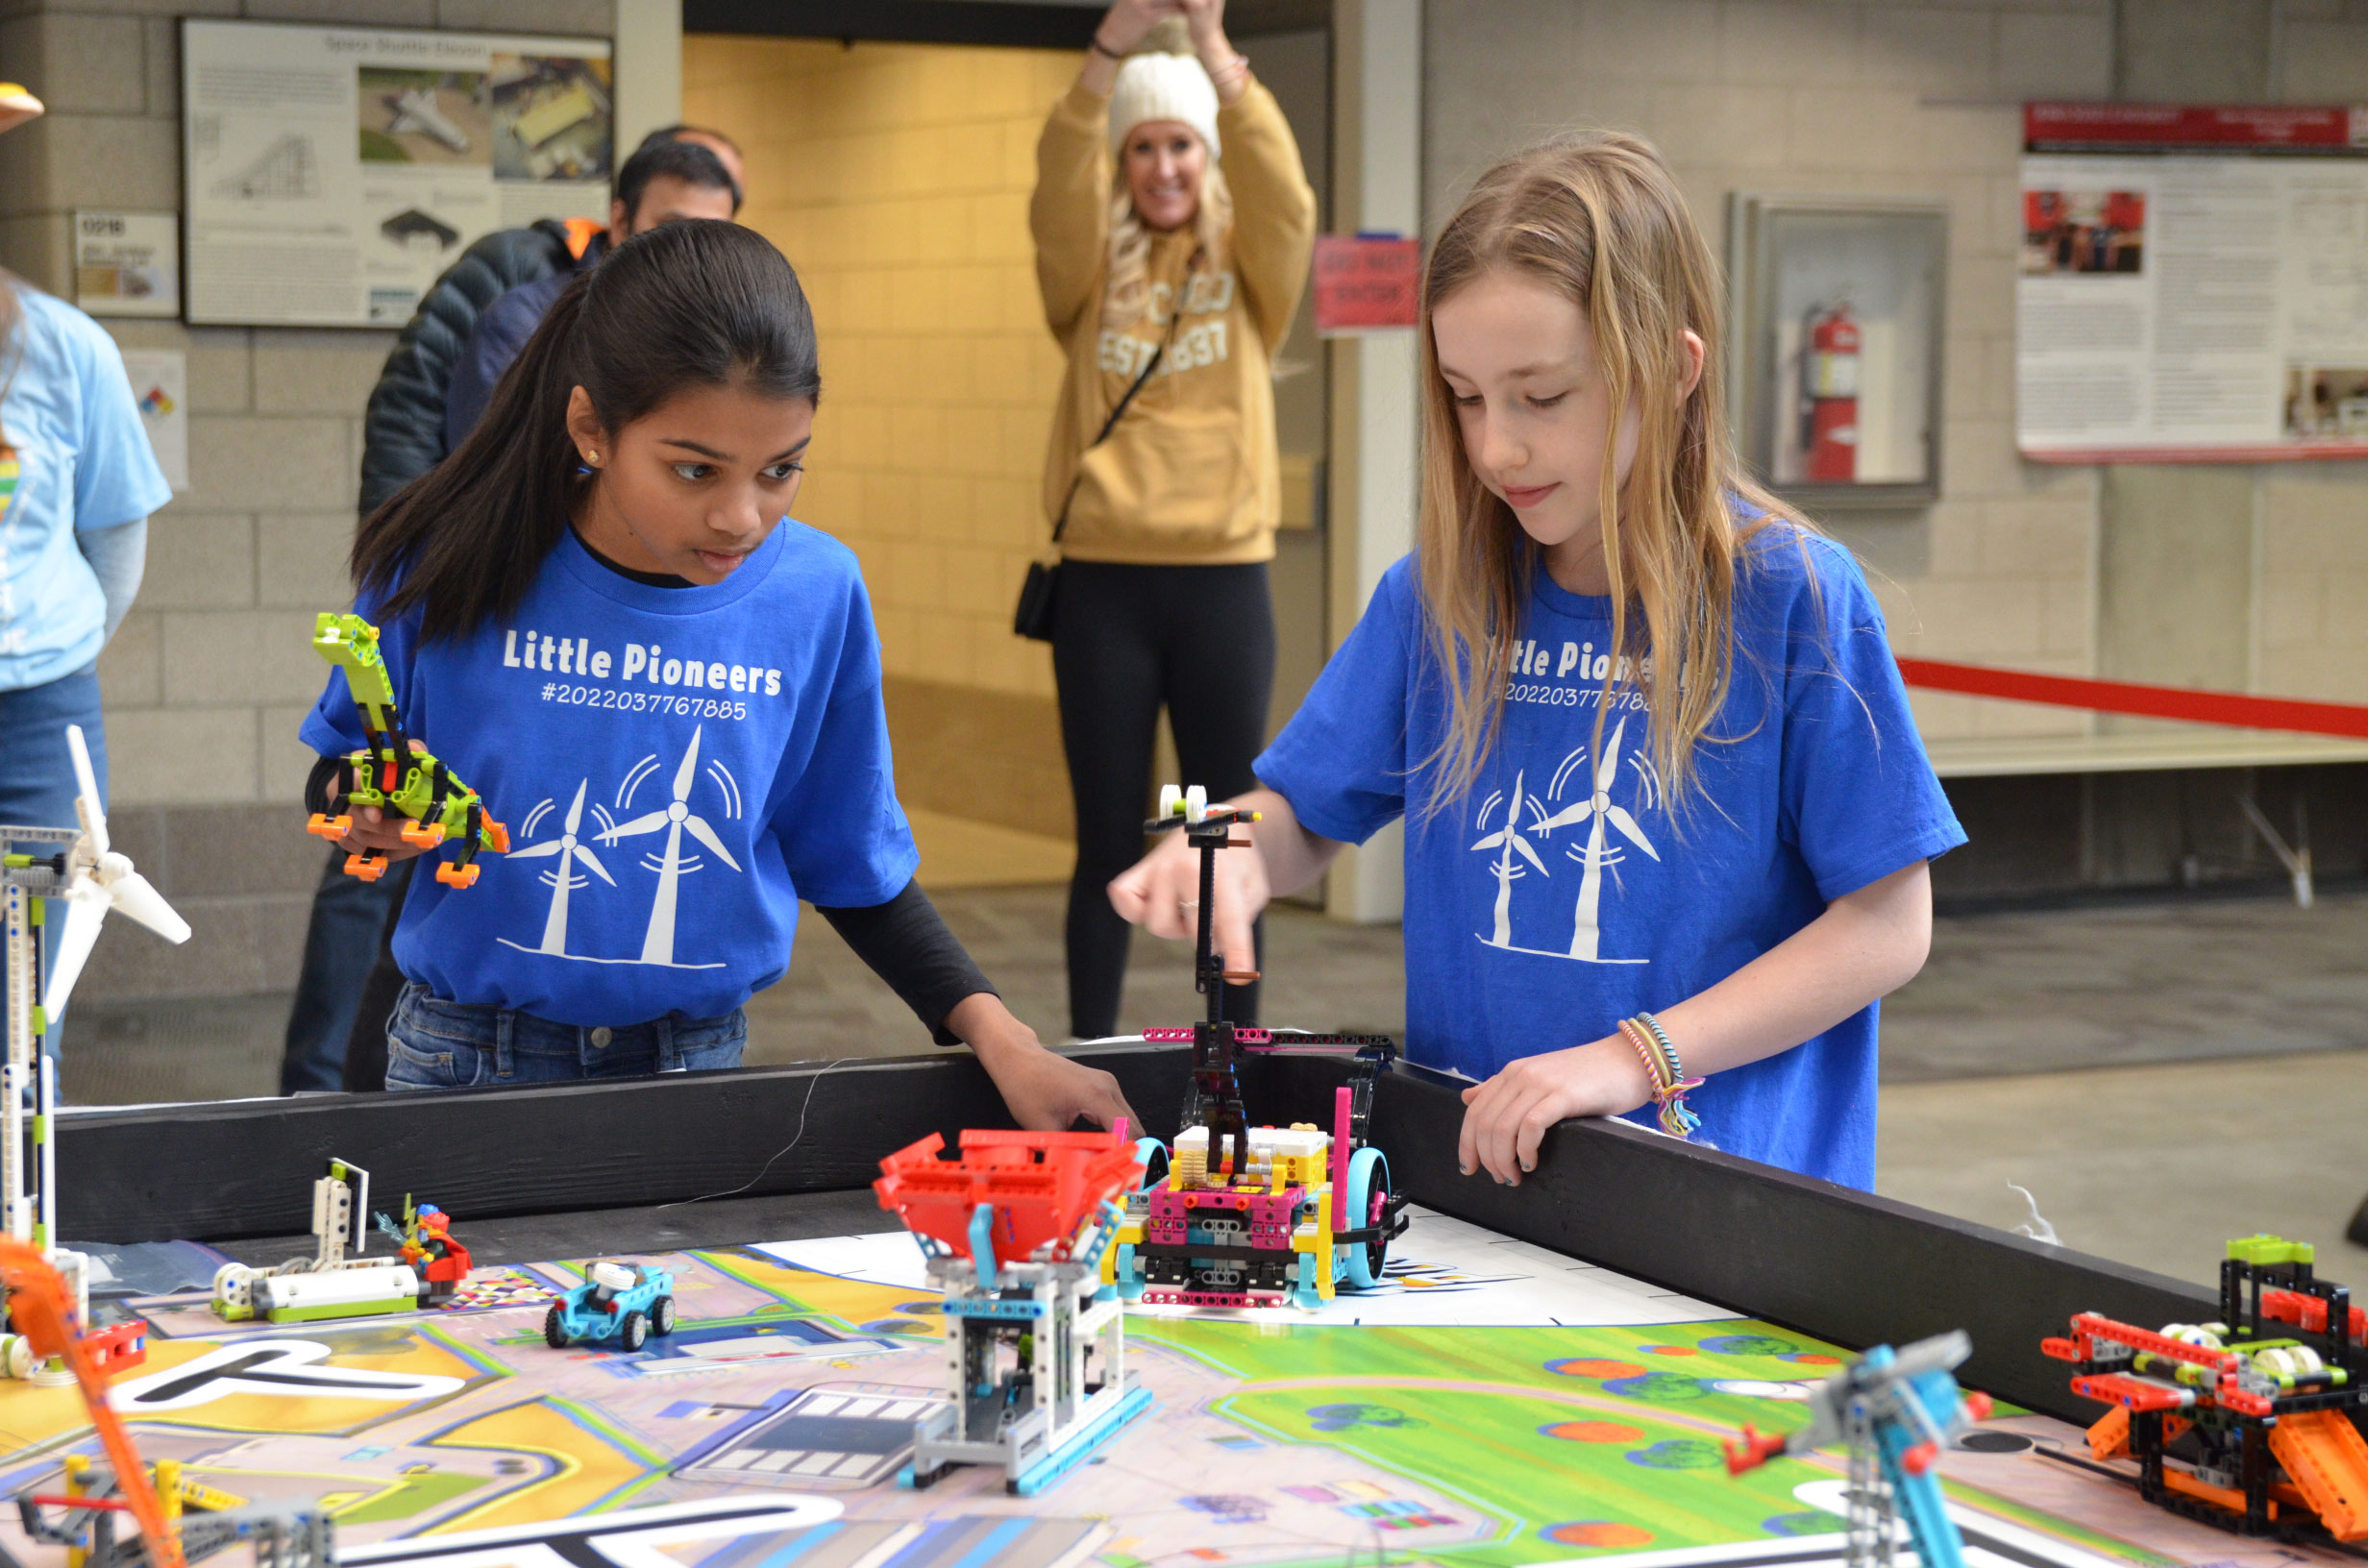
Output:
[0, 286, 174, 690]
[300, 522, 920, 1027]
[1255, 523, 1965, 1189]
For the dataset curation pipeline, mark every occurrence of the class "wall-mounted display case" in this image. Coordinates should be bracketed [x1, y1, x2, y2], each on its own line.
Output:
[1728, 195, 1948, 510]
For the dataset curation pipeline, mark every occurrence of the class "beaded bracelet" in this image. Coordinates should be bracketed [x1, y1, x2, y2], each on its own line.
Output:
[1617, 1012, 1704, 1139]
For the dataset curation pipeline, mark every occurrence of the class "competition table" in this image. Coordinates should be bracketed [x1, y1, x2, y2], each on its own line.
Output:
[28, 1043, 2289, 1568]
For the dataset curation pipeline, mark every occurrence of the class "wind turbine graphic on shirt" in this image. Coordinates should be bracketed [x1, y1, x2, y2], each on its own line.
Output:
[597, 726, 741, 966]
[506, 778, 614, 955]
[1532, 717, 1660, 961]
[1468, 770, 1550, 948]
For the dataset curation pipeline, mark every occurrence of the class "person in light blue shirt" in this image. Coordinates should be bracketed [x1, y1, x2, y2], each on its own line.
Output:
[0, 242, 174, 1029]
[302, 220, 1131, 1132]
[1112, 133, 1964, 1191]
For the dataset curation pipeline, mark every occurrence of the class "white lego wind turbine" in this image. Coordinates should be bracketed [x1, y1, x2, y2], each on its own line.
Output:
[40, 724, 190, 1021]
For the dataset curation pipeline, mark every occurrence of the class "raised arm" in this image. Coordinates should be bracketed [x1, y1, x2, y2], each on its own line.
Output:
[1032, 0, 1173, 336]
[1182, 0, 1316, 351]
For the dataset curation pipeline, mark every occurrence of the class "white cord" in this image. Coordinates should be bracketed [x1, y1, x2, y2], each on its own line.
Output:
[654, 1057, 859, 1211]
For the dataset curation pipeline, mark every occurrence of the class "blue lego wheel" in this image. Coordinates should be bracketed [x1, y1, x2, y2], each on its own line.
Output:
[1343, 1146, 1392, 1290]
[1132, 1137, 1170, 1188]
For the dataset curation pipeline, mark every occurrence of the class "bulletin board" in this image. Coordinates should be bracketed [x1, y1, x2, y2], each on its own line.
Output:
[180, 19, 613, 329]
[2017, 101, 2368, 463]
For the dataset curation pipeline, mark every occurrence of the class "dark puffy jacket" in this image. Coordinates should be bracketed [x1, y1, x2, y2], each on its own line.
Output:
[358, 217, 594, 515]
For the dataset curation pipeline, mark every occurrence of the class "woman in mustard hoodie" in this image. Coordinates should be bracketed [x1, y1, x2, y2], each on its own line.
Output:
[1030, 0, 1317, 1039]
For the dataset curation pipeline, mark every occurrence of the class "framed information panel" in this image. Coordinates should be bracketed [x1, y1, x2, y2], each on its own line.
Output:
[181, 19, 613, 328]
[2018, 102, 2368, 463]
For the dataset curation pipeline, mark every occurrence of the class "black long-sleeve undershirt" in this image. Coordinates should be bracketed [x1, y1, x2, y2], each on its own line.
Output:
[813, 880, 994, 1044]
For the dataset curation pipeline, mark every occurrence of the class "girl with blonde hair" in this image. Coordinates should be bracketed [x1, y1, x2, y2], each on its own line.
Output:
[1029, 0, 1316, 1039]
[1113, 132, 1961, 1190]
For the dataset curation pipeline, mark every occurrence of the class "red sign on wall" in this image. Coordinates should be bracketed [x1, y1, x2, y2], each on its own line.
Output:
[1312, 234, 1419, 335]
[2024, 101, 2368, 152]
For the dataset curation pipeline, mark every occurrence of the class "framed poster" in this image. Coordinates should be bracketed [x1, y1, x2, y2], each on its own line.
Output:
[181, 19, 613, 328]
[73, 211, 180, 318]
[2017, 103, 2368, 463]
[1728, 195, 1947, 511]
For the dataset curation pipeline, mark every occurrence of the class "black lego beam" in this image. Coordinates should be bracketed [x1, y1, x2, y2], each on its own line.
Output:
[57, 1041, 1191, 1243]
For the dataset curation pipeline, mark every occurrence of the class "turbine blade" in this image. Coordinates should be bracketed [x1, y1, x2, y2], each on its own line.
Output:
[1596, 719, 1628, 791]
[1513, 837, 1550, 875]
[1533, 801, 1593, 831]
[673, 727, 703, 802]
[573, 843, 615, 885]
[38, 891, 107, 1021]
[1603, 805, 1660, 860]
[599, 810, 671, 843]
[681, 813, 740, 870]
[65, 724, 107, 856]
[507, 840, 566, 860]
[563, 778, 588, 834]
[1469, 830, 1509, 852]
[109, 870, 191, 943]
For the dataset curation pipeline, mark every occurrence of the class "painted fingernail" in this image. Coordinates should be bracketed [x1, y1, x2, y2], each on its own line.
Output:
[1459, 1164, 1473, 1176]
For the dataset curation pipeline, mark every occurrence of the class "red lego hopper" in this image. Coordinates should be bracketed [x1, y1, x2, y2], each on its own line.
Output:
[876, 1130, 1145, 1268]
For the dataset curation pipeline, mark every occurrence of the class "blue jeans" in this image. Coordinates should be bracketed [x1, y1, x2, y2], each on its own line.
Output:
[0, 667, 107, 1057]
[383, 982, 747, 1090]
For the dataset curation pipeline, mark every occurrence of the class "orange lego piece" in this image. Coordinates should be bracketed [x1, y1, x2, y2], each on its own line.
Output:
[344, 854, 387, 882]
[2270, 1409, 2368, 1540]
[2086, 1406, 2130, 1458]
[435, 861, 481, 889]
[399, 821, 447, 847]
[485, 819, 510, 852]
[0, 1239, 184, 1568]
[305, 813, 351, 841]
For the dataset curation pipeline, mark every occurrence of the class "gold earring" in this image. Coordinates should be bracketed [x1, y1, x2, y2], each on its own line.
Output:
[584, 451, 599, 463]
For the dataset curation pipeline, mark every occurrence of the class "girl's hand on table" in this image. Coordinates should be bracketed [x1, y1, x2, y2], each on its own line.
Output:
[951, 993, 1141, 1133]
[1457, 1037, 1655, 1188]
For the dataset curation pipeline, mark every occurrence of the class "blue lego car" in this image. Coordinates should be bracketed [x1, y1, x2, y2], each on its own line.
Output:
[544, 1260, 677, 1351]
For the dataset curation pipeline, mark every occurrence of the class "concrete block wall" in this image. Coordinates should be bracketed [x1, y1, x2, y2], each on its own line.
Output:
[1424, 0, 2368, 749]
[684, 37, 1077, 708]
[2, 0, 614, 1001]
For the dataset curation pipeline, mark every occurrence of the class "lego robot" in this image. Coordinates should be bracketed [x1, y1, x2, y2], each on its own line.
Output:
[212, 1159, 431, 1323]
[1105, 785, 1408, 1311]
[545, 1262, 677, 1351]
[876, 1128, 1152, 1496]
[2042, 1235, 2368, 1543]
[1727, 1331, 1991, 1568]
[307, 612, 507, 888]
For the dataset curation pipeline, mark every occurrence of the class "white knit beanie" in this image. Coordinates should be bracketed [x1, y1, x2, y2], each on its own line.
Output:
[1107, 51, 1221, 160]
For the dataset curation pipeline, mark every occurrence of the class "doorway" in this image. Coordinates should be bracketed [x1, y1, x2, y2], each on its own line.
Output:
[684, 7, 1332, 889]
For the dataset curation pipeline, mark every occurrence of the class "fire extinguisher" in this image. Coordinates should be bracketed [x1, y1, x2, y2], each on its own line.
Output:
[1800, 301, 1860, 483]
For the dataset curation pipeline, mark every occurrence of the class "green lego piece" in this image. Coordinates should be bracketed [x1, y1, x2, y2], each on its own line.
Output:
[310, 612, 508, 887]
[2228, 1234, 2313, 1265]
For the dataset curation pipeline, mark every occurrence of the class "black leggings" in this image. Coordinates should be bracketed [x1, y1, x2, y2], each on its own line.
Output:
[1053, 561, 1275, 1038]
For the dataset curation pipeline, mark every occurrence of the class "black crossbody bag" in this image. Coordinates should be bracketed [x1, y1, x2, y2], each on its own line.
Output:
[1014, 298, 1188, 643]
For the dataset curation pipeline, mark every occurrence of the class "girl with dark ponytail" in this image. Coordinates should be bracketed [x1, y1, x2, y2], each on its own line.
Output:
[301, 221, 1133, 1130]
